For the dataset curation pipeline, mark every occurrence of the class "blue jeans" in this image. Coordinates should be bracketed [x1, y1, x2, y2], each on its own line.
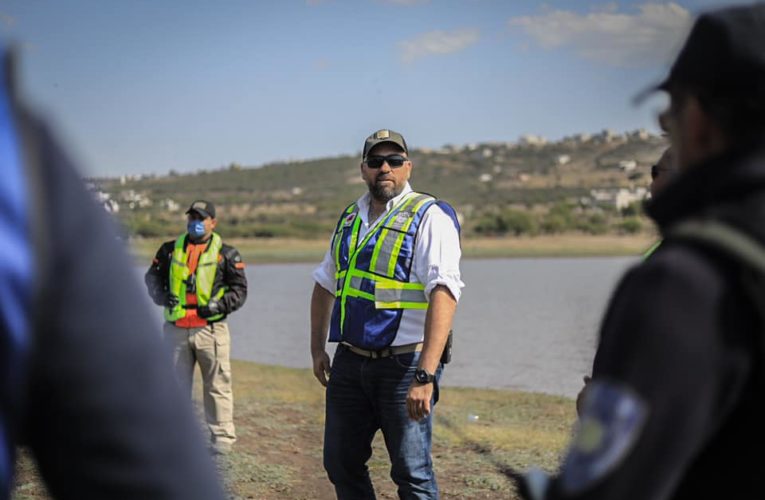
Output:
[323, 345, 442, 500]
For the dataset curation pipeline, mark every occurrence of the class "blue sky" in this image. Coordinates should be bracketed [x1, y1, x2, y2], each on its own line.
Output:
[0, 0, 746, 176]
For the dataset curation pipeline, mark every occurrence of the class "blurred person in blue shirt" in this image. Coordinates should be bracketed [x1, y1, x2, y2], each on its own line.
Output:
[0, 46, 224, 499]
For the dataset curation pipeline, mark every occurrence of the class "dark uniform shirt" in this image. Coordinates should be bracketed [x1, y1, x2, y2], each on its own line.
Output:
[145, 237, 248, 322]
[541, 142, 765, 500]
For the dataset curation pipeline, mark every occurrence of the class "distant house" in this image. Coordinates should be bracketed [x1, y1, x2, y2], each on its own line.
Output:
[591, 188, 648, 210]
[160, 198, 180, 212]
[121, 189, 152, 209]
[595, 129, 622, 143]
[590, 189, 615, 203]
[627, 128, 651, 141]
[573, 133, 592, 144]
[615, 187, 648, 210]
[556, 155, 571, 165]
[618, 160, 637, 171]
[103, 199, 120, 213]
[519, 134, 547, 146]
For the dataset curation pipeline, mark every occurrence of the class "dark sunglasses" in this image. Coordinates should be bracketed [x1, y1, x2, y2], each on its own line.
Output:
[651, 164, 673, 180]
[364, 154, 408, 169]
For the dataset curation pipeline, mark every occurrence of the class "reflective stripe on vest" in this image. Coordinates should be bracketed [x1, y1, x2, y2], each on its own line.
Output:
[164, 232, 226, 322]
[329, 192, 435, 347]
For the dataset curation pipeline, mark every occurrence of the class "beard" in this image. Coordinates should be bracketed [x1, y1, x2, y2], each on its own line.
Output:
[369, 179, 402, 203]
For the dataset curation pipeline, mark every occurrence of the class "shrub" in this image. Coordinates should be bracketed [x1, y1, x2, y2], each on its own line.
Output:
[619, 218, 643, 234]
[500, 209, 539, 236]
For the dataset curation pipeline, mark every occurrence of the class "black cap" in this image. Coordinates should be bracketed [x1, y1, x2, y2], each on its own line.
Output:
[185, 200, 216, 219]
[362, 129, 408, 159]
[635, 4, 765, 103]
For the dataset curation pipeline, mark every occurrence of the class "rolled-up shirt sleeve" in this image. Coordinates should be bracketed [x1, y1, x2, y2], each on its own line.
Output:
[414, 205, 464, 302]
[312, 247, 337, 294]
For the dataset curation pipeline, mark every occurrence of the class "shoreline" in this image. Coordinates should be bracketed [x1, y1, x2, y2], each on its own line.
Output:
[130, 233, 656, 264]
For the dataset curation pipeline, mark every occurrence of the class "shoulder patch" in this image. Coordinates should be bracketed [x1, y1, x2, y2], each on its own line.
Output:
[559, 380, 648, 495]
[343, 212, 356, 228]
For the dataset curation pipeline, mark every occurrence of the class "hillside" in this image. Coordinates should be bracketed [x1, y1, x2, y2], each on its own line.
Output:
[91, 130, 667, 239]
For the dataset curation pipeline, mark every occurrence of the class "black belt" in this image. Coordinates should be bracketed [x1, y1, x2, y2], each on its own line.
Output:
[340, 341, 423, 359]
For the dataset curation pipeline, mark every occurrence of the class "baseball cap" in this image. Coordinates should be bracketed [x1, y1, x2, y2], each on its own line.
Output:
[362, 129, 408, 158]
[185, 200, 216, 219]
[634, 4, 765, 104]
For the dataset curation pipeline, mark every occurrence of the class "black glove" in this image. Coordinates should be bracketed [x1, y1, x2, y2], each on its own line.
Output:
[165, 293, 180, 308]
[197, 300, 223, 319]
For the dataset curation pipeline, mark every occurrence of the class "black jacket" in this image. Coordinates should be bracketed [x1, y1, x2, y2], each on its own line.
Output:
[6, 49, 225, 499]
[144, 236, 247, 320]
[545, 142, 765, 500]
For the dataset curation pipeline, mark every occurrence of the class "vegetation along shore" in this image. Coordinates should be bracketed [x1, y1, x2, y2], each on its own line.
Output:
[130, 233, 656, 264]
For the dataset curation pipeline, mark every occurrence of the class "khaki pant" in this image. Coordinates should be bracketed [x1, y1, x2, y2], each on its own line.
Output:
[163, 322, 236, 447]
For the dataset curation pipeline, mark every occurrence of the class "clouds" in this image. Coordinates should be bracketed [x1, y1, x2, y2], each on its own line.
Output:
[398, 28, 480, 63]
[508, 2, 692, 67]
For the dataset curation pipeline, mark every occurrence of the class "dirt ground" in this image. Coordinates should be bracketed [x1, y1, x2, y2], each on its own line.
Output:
[13, 360, 574, 499]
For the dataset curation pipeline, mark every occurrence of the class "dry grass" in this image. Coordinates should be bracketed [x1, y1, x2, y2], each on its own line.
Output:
[13, 360, 575, 499]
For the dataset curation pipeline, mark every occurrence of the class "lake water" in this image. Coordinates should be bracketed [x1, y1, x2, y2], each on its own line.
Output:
[142, 257, 637, 398]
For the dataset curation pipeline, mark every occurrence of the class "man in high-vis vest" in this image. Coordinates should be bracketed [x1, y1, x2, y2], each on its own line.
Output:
[310, 129, 463, 499]
[145, 200, 247, 455]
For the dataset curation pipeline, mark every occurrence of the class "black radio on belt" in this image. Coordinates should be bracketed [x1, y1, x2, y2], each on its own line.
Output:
[184, 275, 197, 294]
[440, 330, 453, 364]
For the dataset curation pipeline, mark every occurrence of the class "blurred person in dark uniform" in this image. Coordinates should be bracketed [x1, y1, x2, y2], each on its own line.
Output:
[576, 146, 679, 415]
[0, 46, 224, 499]
[145, 200, 247, 455]
[520, 4, 765, 499]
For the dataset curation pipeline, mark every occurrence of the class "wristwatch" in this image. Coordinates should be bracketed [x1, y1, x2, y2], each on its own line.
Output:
[414, 368, 435, 384]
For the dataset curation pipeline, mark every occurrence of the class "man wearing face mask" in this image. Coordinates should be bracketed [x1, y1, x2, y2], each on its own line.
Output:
[145, 200, 247, 455]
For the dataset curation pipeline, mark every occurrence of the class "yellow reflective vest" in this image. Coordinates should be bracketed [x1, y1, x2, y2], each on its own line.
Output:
[164, 233, 226, 323]
[329, 192, 443, 349]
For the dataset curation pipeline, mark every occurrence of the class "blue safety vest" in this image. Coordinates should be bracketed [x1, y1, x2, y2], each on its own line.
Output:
[328, 191, 458, 349]
[0, 45, 33, 499]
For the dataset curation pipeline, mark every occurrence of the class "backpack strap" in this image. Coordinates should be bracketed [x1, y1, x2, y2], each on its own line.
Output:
[667, 219, 765, 275]
[667, 218, 765, 380]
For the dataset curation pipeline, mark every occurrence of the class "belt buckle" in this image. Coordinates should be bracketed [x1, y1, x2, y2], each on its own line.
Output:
[376, 347, 393, 359]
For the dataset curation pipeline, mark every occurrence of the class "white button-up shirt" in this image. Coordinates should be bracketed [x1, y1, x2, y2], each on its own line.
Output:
[312, 183, 464, 346]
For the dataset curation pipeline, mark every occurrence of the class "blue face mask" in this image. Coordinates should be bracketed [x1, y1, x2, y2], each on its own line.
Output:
[187, 220, 206, 239]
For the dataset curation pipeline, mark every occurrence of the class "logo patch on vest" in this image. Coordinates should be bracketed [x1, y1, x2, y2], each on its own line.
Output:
[394, 211, 411, 226]
[343, 213, 356, 227]
[559, 380, 648, 495]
